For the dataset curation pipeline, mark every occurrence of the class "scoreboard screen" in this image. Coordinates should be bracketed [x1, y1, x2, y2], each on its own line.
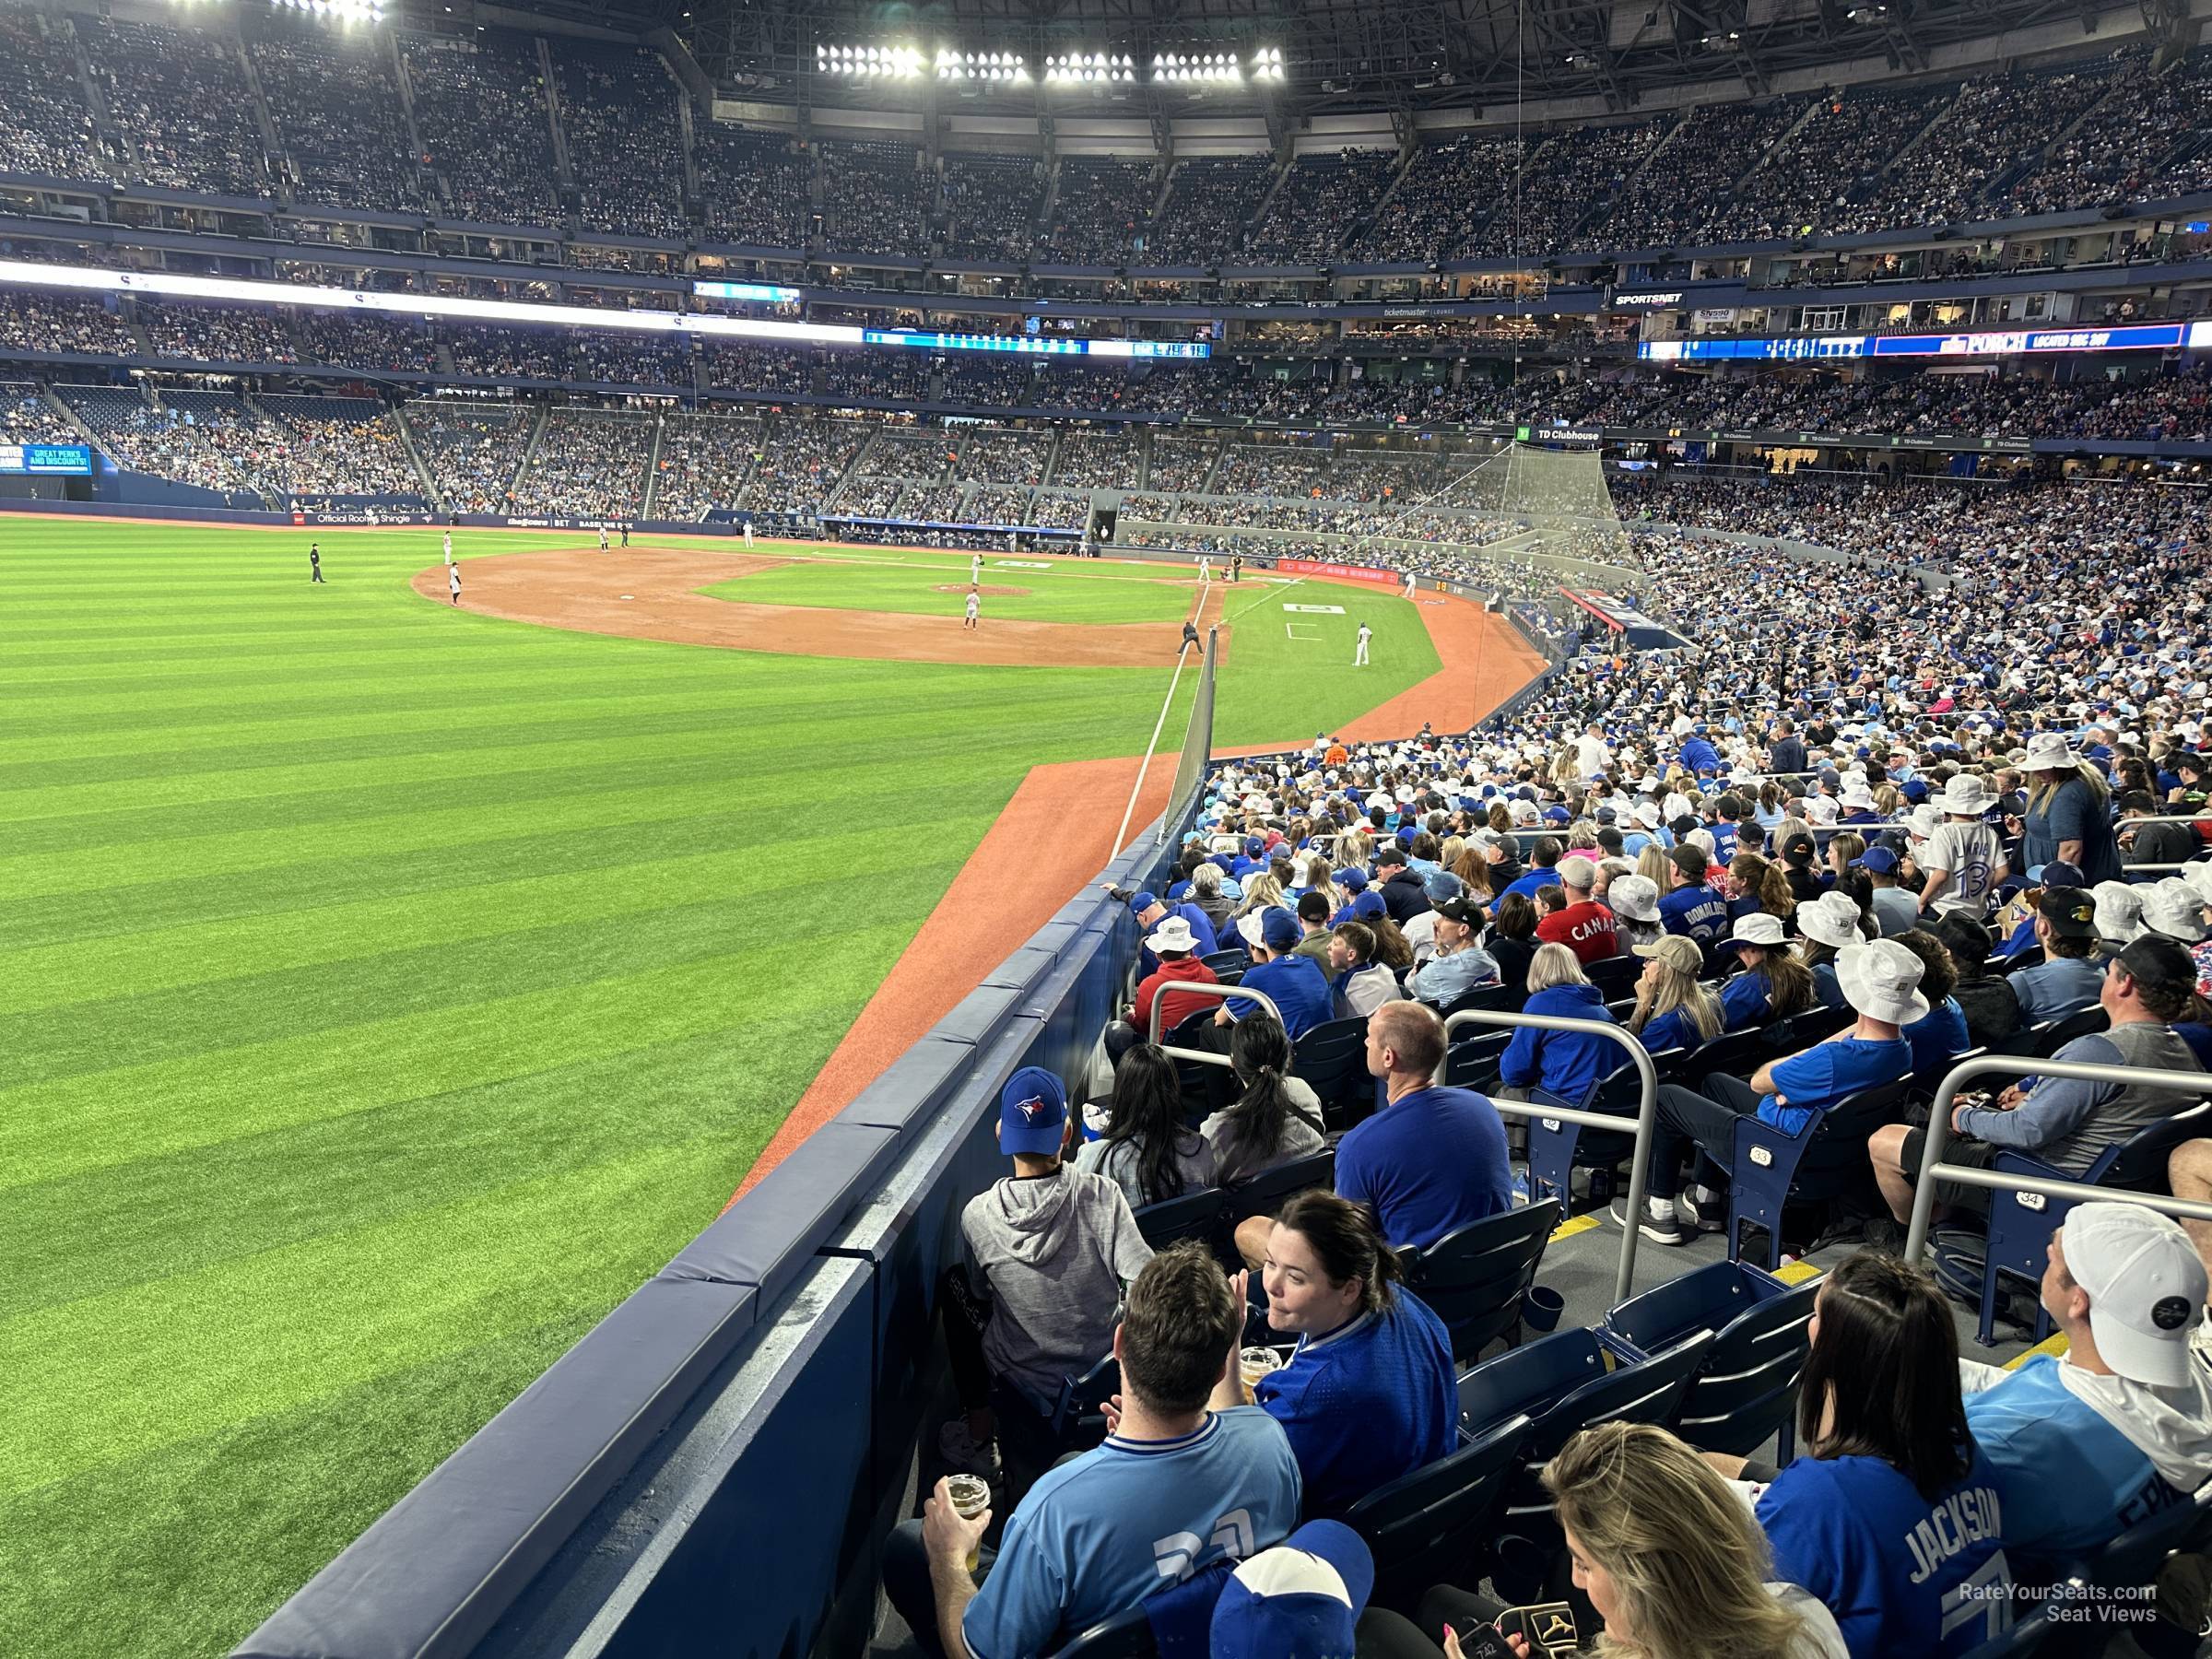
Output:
[0, 442, 92, 475]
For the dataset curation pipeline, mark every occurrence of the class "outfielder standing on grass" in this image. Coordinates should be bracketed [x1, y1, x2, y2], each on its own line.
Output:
[448, 563, 463, 606]
[971, 550, 983, 583]
[309, 542, 324, 583]
[442, 530, 453, 565]
[964, 585, 981, 630]
[1355, 621, 1372, 666]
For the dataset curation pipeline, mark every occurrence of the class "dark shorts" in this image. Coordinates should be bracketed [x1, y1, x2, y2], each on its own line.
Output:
[1897, 1126, 2001, 1214]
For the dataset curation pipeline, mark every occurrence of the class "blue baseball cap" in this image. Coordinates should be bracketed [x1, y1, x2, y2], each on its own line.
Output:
[1853, 847, 1900, 874]
[1260, 907, 1301, 951]
[998, 1066, 1067, 1156]
[1335, 867, 1369, 891]
[1245, 834, 1265, 853]
[1129, 891, 1160, 914]
[1345, 889, 1385, 923]
[1209, 1521, 1374, 1659]
[1543, 805, 1571, 825]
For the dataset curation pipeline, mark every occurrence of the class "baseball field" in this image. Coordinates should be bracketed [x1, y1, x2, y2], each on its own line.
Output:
[0, 519, 1544, 1656]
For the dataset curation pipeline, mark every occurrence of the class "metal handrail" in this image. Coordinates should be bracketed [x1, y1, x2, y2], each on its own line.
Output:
[1439, 1008, 1660, 1304]
[1148, 978, 1287, 1069]
[1903, 1053, 2212, 1263]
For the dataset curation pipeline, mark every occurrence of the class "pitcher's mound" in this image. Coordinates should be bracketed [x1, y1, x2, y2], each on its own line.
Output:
[933, 582, 1030, 597]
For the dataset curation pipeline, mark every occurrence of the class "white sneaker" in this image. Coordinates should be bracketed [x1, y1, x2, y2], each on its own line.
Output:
[937, 1420, 1003, 1481]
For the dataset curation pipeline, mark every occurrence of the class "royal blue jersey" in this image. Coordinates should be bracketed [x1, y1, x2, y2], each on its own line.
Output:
[1334, 1085, 1513, 1251]
[1659, 883, 1730, 946]
[1759, 1449, 2011, 1659]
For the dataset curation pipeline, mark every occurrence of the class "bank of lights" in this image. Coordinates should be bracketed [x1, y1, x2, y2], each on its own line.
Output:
[267, 0, 385, 17]
[818, 44, 925, 78]
[937, 51, 1028, 81]
[1046, 53, 1135, 83]
[1250, 47, 1286, 81]
[1154, 52, 1240, 83]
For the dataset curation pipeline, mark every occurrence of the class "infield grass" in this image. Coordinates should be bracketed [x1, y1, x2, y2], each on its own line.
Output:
[0, 522, 1432, 1656]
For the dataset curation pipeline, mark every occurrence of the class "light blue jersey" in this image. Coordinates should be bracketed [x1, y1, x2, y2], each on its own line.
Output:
[962, 1407, 1301, 1659]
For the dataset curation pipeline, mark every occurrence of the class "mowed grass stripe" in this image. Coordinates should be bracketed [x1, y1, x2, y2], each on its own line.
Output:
[0, 519, 1421, 1659]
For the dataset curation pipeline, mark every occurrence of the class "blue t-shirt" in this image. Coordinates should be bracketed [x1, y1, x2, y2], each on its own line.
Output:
[1759, 1450, 2011, 1659]
[1254, 1292, 1458, 1521]
[1659, 883, 1730, 946]
[1965, 1356, 2190, 1562]
[2006, 956, 2103, 1026]
[1335, 1085, 1513, 1252]
[1904, 997, 1971, 1081]
[1498, 983, 1618, 1102]
[1640, 1006, 1711, 1056]
[1500, 866, 1563, 904]
[962, 1408, 1302, 1659]
[1680, 735, 1721, 775]
[1812, 960, 1849, 1012]
[1227, 953, 1335, 1039]
[1720, 971, 1772, 1032]
[1762, 1034, 1912, 1135]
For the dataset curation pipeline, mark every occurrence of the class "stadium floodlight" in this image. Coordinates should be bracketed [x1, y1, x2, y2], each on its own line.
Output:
[1249, 46, 1285, 81]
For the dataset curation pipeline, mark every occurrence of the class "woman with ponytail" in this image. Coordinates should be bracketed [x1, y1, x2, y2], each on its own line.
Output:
[1724, 851, 1796, 926]
[1200, 1015, 1325, 1183]
[1247, 1189, 1458, 1518]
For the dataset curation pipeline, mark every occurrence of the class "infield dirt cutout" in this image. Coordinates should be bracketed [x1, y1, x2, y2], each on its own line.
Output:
[412, 545, 1228, 667]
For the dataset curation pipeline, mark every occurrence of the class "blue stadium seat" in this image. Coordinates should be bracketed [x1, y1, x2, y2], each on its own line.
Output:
[1455, 1326, 1714, 1598]
[1584, 956, 1641, 999]
[1525, 1057, 1677, 1215]
[1048, 1351, 1121, 1450]
[1052, 1602, 1157, 1657]
[1397, 1198, 1563, 1363]
[1344, 1413, 1532, 1616]
[1225, 1150, 1335, 1224]
[1442, 1030, 1512, 1090]
[1971, 1102, 2212, 1345]
[1289, 1014, 1374, 1130]
[1130, 1186, 1225, 1251]
[1725, 1078, 1912, 1268]
[1602, 1257, 1817, 1461]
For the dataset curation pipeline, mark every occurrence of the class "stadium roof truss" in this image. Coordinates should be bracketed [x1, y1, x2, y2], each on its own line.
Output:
[535, 0, 2154, 112]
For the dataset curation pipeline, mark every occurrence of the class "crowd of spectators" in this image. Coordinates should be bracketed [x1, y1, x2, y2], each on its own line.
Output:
[951, 430, 1047, 485]
[2, 383, 83, 448]
[510, 407, 655, 518]
[400, 33, 561, 228]
[0, 292, 135, 358]
[250, 26, 424, 214]
[135, 301, 300, 366]
[447, 325, 572, 382]
[63, 386, 283, 498]
[2002, 52, 2212, 216]
[1048, 429, 1143, 489]
[1358, 134, 1519, 265]
[402, 399, 536, 513]
[740, 416, 865, 515]
[0, 11, 105, 183]
[290, 314, 440, 376]
[700, 340, 811, 394]
[88, 18, 266, 197]
[938, 152, 1045, 263]
[648, 411, 762, 521]
[821, 140, 936, 261]
[1244, 148, 1399, 264]
[821, 353, 932, 405]
[261, 394, 428, 498]
[1581, 99, 1806, 252]
[570, 328, 693, 390]
[696, 125, 814, 248]
[1036, 157, 1158, 266]
[1145, 155, 1276, 266]
[553, 42, 688, 240]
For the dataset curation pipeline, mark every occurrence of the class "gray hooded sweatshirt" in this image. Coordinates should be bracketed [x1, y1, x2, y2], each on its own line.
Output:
[962, 1165, 1155, 1408]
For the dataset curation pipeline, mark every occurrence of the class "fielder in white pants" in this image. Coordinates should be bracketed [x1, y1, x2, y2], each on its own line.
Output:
[1355, 622, 1371, 666]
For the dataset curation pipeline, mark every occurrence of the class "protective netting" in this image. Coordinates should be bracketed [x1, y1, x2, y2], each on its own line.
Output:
[1441, 440, 1631, 571]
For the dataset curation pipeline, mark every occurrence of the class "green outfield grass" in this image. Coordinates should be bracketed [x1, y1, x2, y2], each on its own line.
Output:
[0, 522, 1437, 1657]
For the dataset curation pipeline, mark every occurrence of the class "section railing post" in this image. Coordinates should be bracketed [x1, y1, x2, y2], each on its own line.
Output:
[1441, 1008, 1657, 1305]
[1147, 979, 1286, 1068]
[1906, 1053, 2212, 1264]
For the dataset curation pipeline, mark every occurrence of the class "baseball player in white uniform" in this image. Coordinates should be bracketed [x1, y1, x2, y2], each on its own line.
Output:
[1354, 621, 1372, 666]
[598, 526, 609, 552]
[742, 520, 754, 549]
[1402, 571, 1417, 600]
[1199, 555, 1212, 582]
[448, 563, 463, 606]
[442, 530, 453, 565]
[963, 586, 981, 630]
[971, 550, 983, 583]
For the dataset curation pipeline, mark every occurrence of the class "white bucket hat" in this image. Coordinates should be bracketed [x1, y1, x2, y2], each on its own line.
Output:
[1840, 782, 1878, 811]
[2022, 733, 2078, 772]
[2090, 881, 2145, 947]
[1835, 938, 1931, 1026]
[1607, 874, 1660, 923]
[1934, 774, 1992, 817]
[1726, 912, 1789, 950]
[1806, 795, 1841, 827]
[1146, 915, 1198, 954]
[2183, 862, 2212, 906]
[1796, 891, 1865, 950]
[2142, 878, 2211, 944]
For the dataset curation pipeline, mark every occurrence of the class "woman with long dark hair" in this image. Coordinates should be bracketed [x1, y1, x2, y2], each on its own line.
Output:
[1200, 1015, 1325, 1183]
[1247, 1190, 1457, 1520]
[1717, 1252, 2011, 1659]
[1074, 1043, 1217, 1209]
[1719, 912, 1817, 1030]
